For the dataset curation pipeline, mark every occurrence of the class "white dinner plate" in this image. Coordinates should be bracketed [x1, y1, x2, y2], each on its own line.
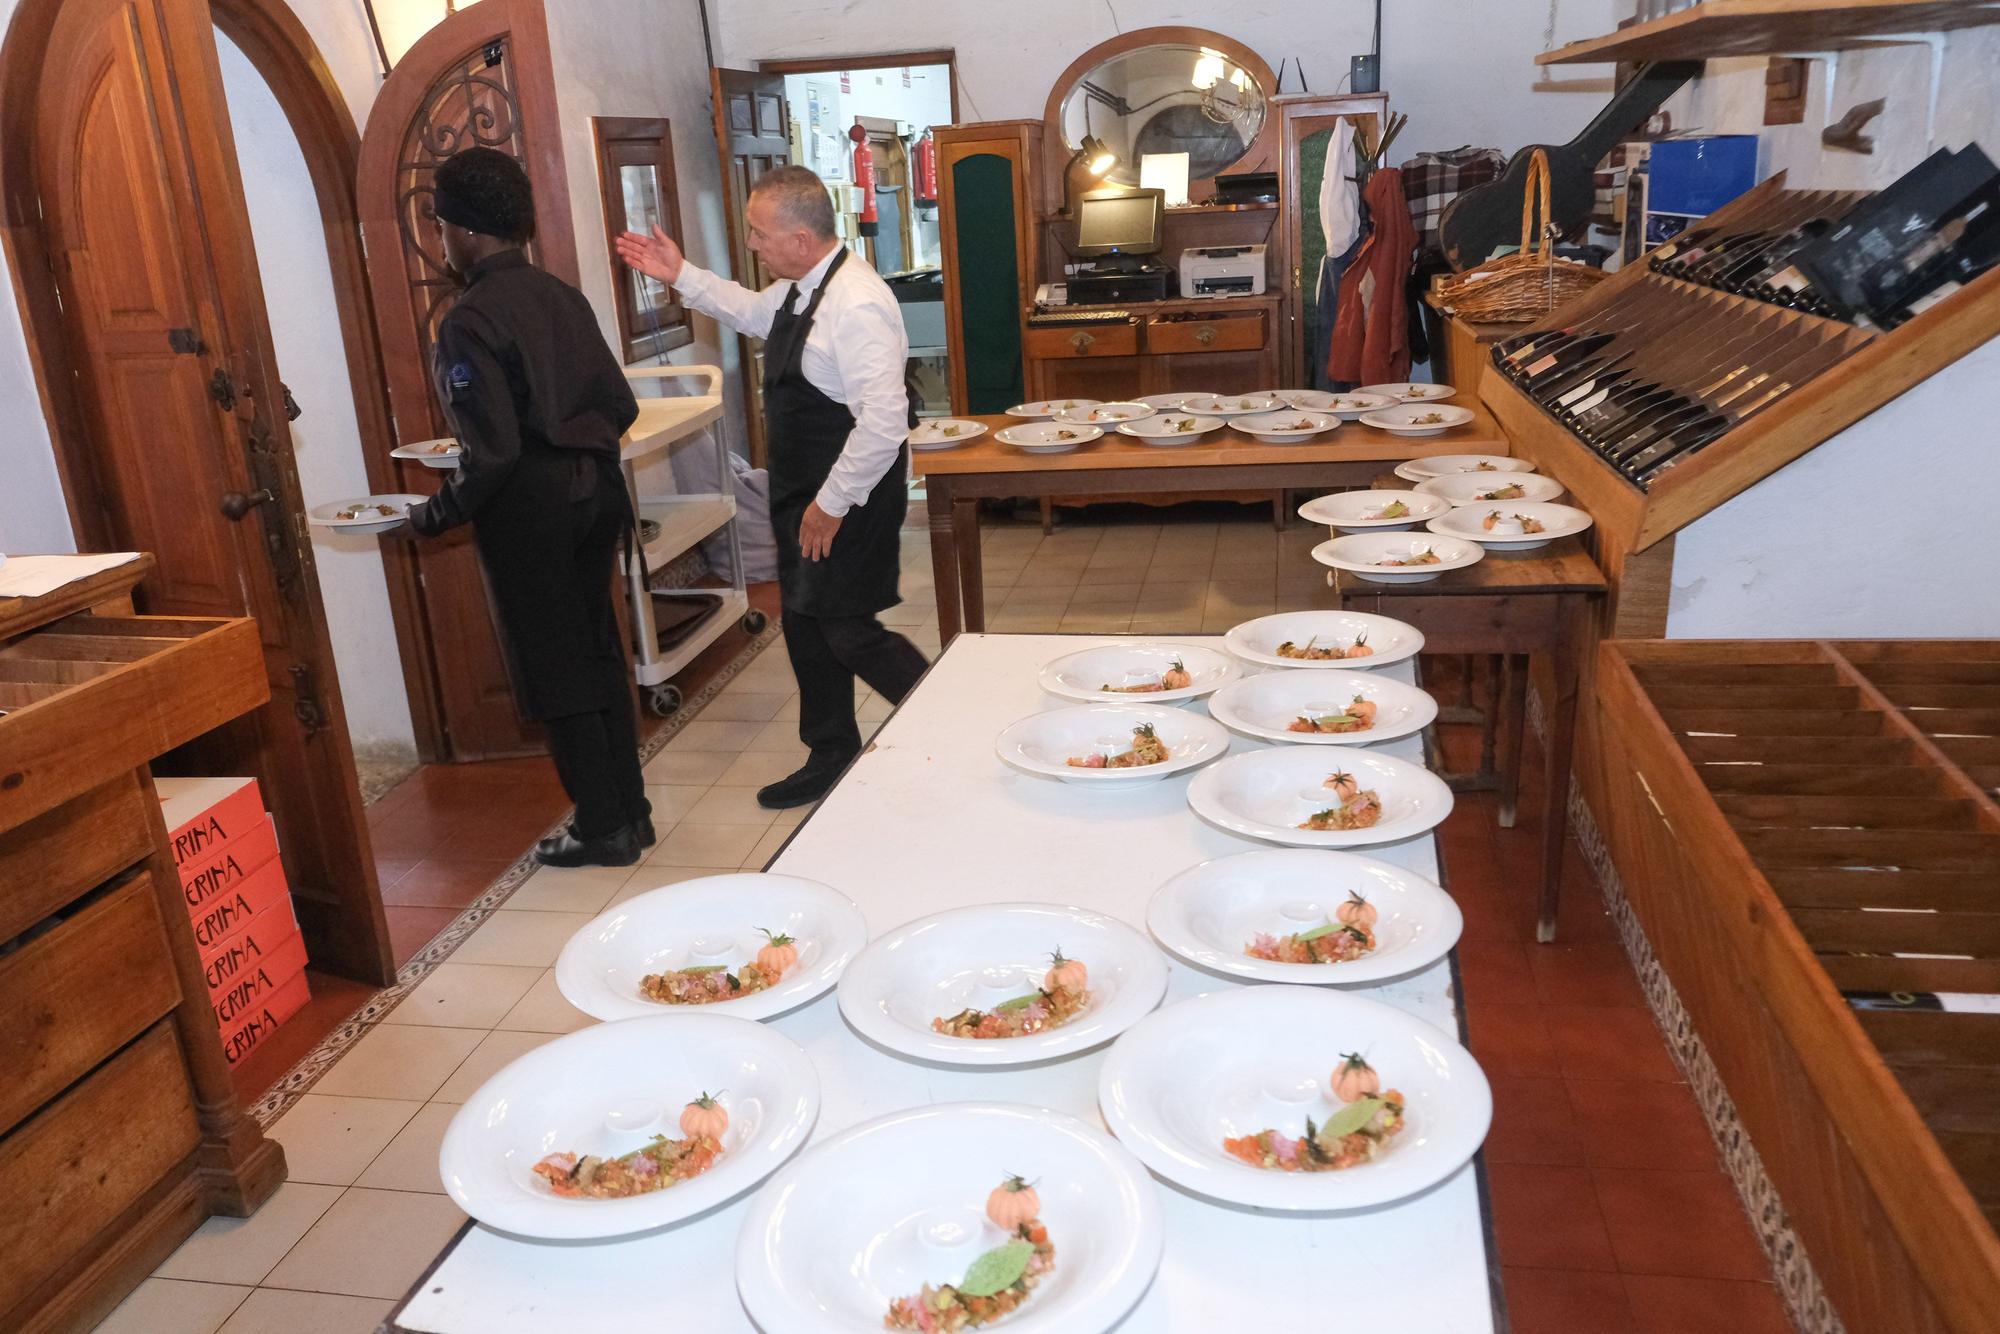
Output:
[555, 873, 867, 1023]
[1038, 641, 1236, 705]
[1186, 746, 1455, 849]
[1116, 413, 1224, 445]
[1178, 393, 1283, 418]
[1054, 400, 1153, 425]
[909, 418, 989, 450]
[308, 494, 424, 534]
[1413, 470, 1566, 506]
[390, 438, 461, 469]
[995, 422, 1104, 454]
[736, 1102, 1163, 1334]
[1223, 610, 1424, 671]
[994, 702, 1230, 785]
[1007, 398, 1099, 419]
[836, 902, 1171, 1067]
[1358, 404, 1475, 436]
[1313, 532, 1484, 584]
[1136, 390, 1217, 409]
[1282, 390, 1398, 418]
[1426, 500, 1594, 550]
[1235, 410, 1337, 442]
[1359, 381, 1457, 403]
[438, 1014, 819, 1240]
[1147, 849, 1463, 986]
[1392, 453, 1534, 481]
[1206, 667, 1439, 747]
[1297, 489, 1450, 533]
[1098, 986, 1491, 1211]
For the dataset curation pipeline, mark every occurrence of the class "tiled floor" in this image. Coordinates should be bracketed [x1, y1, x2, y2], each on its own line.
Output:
[111, 505, 1788, 1334]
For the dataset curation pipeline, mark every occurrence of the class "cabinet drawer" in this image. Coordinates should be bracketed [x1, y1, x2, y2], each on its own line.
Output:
[1023, 320, 1138, 360]
[0, 1022, 199, 1318]
[0, 868, 181, 1137]
[1144, 311, 1267, 355]
[0, 772, 154, 942]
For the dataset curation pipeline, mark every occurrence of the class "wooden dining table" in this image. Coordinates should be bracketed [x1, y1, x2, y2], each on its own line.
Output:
[911, 401, 1513, 639]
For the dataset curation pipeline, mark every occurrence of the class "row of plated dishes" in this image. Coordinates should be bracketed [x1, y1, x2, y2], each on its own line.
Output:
[436, 611, 1488, 1333]
[908, 384, 1473, 454]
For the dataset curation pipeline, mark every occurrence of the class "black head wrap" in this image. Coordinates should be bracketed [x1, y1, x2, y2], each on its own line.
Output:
[432, 147, 536, 243]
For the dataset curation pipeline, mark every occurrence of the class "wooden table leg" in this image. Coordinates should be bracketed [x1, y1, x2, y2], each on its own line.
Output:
[952, 498, 986, 633]
[1497, 653, 1529, 830]
[1535, 597, 1586, 943]
[927, 482, 963, 642]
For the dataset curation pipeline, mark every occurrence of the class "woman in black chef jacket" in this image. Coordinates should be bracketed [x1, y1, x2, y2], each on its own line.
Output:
[404, 147, 650, 868]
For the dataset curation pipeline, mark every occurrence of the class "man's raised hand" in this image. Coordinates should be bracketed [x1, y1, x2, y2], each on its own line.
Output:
[614, 224, 685, 285]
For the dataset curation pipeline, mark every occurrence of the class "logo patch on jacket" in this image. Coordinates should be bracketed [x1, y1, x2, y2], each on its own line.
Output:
[447, 360, 472, 394]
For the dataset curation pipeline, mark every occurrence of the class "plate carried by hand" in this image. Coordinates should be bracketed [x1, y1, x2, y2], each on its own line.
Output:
[1358, 404, 1475, 436]
[1391, 453, 1533, 482]
[1038, 641, 1236, 705]
[1116, 413, 1223, 445]
[309, 494, 424, 534]
[909, 418, 989, 450]
[1147, 848, 1462, 986]
[1186, 745, 1454, 849]
[995, 422, 1104, 454]
[736, 1101, 1163, 1334]
[1413, 470, 1566, 506]
[995, 701, 1229, 785]
[1359, 381, 1457, 403]
[555, 872, 867, 1023]
[1007, 398, 1100, 419]
[1297, 489, 1449, 533]
[1426, 499, 1593, 550]
[390, 438, 461, 470]
[1206, 667, 1438, 747]
[1313, 532, 1484, 584]
[1223, 610, 1423, 671]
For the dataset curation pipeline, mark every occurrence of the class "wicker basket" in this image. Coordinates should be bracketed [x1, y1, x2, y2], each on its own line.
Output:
[1433, 148, 1607, 323]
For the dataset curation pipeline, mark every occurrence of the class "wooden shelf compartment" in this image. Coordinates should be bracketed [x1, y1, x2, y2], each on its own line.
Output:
[1540, 0, 2000, 66]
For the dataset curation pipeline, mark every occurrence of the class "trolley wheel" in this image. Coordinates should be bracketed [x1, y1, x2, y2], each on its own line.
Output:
[741, 609, 769, 635]
[644, 683, 683, 718]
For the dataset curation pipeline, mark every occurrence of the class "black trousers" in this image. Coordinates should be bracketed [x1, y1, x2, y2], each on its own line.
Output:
[782, 606, 928, 766]
[545, 701, 649, 840]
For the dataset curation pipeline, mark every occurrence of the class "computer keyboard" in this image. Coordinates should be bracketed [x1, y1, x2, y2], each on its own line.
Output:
[1026, 309, 1134, 327]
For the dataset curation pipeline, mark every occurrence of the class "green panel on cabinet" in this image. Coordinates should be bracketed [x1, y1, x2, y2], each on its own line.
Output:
[951, 153, 1023, 413]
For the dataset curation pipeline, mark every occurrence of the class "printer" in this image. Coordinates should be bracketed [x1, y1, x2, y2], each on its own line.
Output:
[1179, 244, 1267, 299]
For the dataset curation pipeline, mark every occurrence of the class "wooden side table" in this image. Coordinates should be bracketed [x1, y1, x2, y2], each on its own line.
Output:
[1331, 535, 1607, 941]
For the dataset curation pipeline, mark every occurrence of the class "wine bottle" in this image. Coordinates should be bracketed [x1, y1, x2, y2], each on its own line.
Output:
[1617, 408, 1726, 475]
[1518, 332, 1617, 384]
[1845, 991, 2000, 1014]
[1531, 348, 1631, 401]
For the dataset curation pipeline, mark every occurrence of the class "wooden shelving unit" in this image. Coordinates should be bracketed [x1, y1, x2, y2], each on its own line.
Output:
[1540, 0, 2000, 65]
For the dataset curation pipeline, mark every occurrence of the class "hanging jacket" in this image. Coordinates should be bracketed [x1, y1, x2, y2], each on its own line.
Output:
[1328, 165, 1418, 387]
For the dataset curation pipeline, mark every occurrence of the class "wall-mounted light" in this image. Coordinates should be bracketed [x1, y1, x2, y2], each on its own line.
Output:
[1191, 49, 1226, 91]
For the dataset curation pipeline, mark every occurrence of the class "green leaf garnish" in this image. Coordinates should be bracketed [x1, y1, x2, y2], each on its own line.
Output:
[958, 1239, 1035, 1297]
[681, 965, 728, 974]
[994, 992, 1045, 1013]
[1320, 1096, 1385, 1139]
[1294, 921, 1342, 943]
[1312, 713, 1362, 727]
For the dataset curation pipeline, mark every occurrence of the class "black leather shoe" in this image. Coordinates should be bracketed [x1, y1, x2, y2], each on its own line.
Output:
[637, 817, 657, 847]
[534, 823, 641, 868]
[756, 761, 845, 810]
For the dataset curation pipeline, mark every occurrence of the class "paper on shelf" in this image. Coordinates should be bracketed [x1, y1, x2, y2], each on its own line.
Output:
[0, 552, 142, 598]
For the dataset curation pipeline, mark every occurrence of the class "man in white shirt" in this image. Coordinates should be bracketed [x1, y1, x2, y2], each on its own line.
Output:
[617, 167, 927, 808]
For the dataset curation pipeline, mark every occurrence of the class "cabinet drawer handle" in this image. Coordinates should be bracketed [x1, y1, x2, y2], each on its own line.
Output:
[1193, 325, 1216, 346]
[1069, 330, 1095, 353]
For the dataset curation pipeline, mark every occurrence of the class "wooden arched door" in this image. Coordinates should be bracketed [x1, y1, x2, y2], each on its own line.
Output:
[357, 0, 576, 760]
[6, 0, 393, 984]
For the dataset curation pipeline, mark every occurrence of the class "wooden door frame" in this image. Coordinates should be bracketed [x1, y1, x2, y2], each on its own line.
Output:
[756, 49, 960, 125]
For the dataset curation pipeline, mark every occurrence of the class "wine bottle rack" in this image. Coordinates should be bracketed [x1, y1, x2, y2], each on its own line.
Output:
[1642, 187, 1869, 320]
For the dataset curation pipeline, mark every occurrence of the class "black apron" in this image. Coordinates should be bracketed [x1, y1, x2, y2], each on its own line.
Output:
[763, 247, 908, 617]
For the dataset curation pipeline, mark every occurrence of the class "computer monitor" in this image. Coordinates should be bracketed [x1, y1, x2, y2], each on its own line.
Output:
[1075, 188, 1165, 258]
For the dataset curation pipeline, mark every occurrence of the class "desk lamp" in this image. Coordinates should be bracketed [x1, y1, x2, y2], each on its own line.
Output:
[1063, 136, 1119, 215]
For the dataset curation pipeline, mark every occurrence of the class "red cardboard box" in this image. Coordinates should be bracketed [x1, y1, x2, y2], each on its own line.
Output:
[211, 928, 310, 1030]
[203, 905, 305, 994]
[189, 856, 293, 957]
[156, 776, 266, 870]
[178, 814, 282, 917]
[219, 969, 312, 1066]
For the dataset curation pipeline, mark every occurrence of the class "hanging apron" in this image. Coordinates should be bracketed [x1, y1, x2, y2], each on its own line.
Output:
[763, 247, 909, 617]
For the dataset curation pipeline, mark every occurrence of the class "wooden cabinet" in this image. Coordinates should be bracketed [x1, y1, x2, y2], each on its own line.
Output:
[1022, 297, 1282, 403]
[0, 561, 284, 1333]
[935, 120, 1042, 416]
[1274, 92, 1390, 386]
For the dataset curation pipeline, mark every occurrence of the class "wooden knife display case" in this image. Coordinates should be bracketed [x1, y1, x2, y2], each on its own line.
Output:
[1597, 638, 2000, 1334]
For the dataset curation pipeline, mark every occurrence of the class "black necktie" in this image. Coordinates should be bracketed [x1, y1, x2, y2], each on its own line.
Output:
[779, 283, 800, 318]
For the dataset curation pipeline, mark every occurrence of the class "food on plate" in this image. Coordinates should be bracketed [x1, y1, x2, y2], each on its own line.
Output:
[932, 423, 964, 437]
[1368, 500, 1410, 520]
[1404, 385, 1438, 398]
[931, 950, 1091, 1039]
[1101, 658, 1192, 694]
[1477, 483, 1526, 501]
[1245, 914, 1375, 964]
[1300, 772, 1384, 830]
[1481, 510, 1544, 535]
[530, 1093, 725, 1199]
[1335, 890, 1379, 932]
[1267, 417, 1319, 432]
[1164, 417, 1199, 433]
[1376, 548, 1442, 568]
[423, 440, 457, 454]
[1410, 412, 1448, 425]
[1055, 429, 1079, 441]
[1332, 1052, 1380, 1101]
[1222, 1057, 1406, 1172]
[1276, 632, 1373, 661]
[1286, 695, 1378, 734]
[639, 931, 795, 1005]
[1066, 722, 1169, 769]
[335, 502, 399, 520]
[1331, 397, 1366, 411]
[1474, 461, 1498, 471]
[885, 1177, 1057, 1329]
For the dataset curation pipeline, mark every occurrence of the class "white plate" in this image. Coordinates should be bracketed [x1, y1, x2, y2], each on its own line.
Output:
[1358, 404, 1476, 436]
[1282, 390, 1398, 418]
[1297, 489, 1450, 533]
[995, 422, 1104, 454]
[736, 1101, 1163, 1334]
[1427, 500, 1594, 550]
[1206, 668, 1439, 747]
[1054, 400, 1153, 425]
[554, 873, 867, 1023]
[1147, 849, 1463, 987]
[1136, 390, 1217, 409]
[1186, 745, 1455, 848]
[994, 702, 1230, 785]
[1115, 413, 1223, 445]
[909, 418, 989, 450]
[1098, 986, 1491, 1211]
[308, 494, 424, 534]
[1007, 398, 1099, 419]
[1414, 471, 1566, 507]
[390, 438, 461, 470]
[836, 903, 1171, 1067]
[1223, 610, 1424, 671]
[1178, 393, 1283, 418]
[1313, 532, 1484, 585]
[1235, 410, 1337, 442]
[1038, 642, 1236, 705]
[1392, 453, 1534, 481]
[1360, 381, 1457, 403]
[438, 1014, 819, 1240]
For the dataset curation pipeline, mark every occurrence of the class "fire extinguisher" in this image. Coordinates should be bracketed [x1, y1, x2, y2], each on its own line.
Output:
[914, 127, 938, 209]
[848, 123, 878, 238]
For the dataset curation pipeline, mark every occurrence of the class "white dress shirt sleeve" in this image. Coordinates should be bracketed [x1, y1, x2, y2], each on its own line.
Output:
[815, 291, 911, 518]
[671, 261, 783, 339]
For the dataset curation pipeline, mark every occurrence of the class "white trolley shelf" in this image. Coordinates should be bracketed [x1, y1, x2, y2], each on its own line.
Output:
[620, 365, 766, 717]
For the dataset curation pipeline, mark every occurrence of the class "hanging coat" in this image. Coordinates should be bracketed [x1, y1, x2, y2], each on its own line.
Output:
[1328, 165, 1419, 388]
